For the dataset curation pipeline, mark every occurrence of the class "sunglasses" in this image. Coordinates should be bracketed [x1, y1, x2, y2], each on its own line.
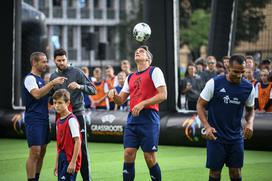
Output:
[208, 62, 215, 64]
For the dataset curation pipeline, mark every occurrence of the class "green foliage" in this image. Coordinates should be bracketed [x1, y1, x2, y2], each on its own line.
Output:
[180, 0, 270, 49]
[181, 9, 210, 51]
[235, 0, 270, 45]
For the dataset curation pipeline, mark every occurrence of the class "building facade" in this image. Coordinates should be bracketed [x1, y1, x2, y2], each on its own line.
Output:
[23, 0, 139, 71]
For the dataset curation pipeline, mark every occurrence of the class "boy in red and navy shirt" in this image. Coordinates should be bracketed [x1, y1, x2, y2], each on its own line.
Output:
[53, 89, 82, 181]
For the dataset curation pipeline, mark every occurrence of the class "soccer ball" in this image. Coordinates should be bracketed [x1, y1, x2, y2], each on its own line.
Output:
[133, 22, 151, 42]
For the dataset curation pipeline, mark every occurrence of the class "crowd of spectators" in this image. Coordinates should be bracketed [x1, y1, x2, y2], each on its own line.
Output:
[79, 59, 132, 111]
[179, 55, 272, 112]
[43, 55, 272, 113]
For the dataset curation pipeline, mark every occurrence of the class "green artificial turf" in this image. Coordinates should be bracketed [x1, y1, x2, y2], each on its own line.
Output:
[0, 138, 271, 181]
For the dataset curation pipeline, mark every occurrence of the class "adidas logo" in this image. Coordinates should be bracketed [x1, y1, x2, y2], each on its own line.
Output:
[151, 175, 156, 179]
[219, 88, 226, 93]
[152, 146, 157, 150]
[61, 176, 66, 180]
[81, 129, 85, 132]
[123, 169, 129, 174]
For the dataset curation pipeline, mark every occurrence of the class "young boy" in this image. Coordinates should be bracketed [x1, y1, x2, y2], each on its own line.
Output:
[53, 89, 82, 181]
[114, 71, 128, 111]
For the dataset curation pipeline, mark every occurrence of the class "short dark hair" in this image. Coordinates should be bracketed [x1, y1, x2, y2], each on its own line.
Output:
[121, 59, 130, 65]
[222, 56, 230, 61]
[54, 48, 67, 59]
[261, 59, 271, 65]
[216, 61, 224, 68]
[245, 55, 254, 60]
[184, 63, 196, 77]
[195, 58, 205, 65]
[52, 89, 70, 103]
[30, 52, 46, 65]
[229, 54, 245, 65]
[105, 65, 113, 70]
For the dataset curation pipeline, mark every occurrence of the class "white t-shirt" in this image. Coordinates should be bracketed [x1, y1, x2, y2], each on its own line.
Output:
[24, 75, 39, 93]
[104, 82, 109, 93]
[122, 67, 166, 93]
[68, 117, 80, 138]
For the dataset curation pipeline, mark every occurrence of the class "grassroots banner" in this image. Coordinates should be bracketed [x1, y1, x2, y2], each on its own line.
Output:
[0, 109, 272, 150]
[48, 109, 128, 143]
[85, 110, 128, 143]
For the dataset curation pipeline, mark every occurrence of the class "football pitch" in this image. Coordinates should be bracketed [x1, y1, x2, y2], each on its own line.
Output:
[0, 138, 271, 181]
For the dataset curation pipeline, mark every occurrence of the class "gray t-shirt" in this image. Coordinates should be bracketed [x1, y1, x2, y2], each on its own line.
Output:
[49, 66, 96, 115]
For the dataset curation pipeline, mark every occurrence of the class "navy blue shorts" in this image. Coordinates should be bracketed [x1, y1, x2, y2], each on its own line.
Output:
[124, 123, 160, 152]
[25, 123, 51, 147]
[58, 151, 77, 181]
[206, 140, 244, 170]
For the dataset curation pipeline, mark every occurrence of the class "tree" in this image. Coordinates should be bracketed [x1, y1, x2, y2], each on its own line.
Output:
[180, 0, 211, 57]
[180, 0, 270, 52]
[235, 0, 270, 45]
[180, 9, 210, 53]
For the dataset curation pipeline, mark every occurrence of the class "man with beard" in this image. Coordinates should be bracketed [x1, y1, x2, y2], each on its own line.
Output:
[49, 48, 96, 181]
[23, 52, 66, 181]
[197, 55, 255, 181]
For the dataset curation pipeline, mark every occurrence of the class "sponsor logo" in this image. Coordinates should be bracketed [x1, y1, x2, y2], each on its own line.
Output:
[219, 88, 226, 93]
[182, 115, 202, 142]
[101, 114, 116, 123]
[123, 170, 129, 174]
[150, 175, 156, 179]
[223, 95, 240, 105]
[152, 146, 157, 150]
[61, 176, 66, 180]
[91, 124, 123, 136]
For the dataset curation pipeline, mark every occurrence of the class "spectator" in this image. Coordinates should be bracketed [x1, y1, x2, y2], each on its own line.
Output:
[222, 55, 230, 73]
[246, 55, 259, 79]
[80, 66, 94, 109]
[254, 69, 272, 112]
[121, 59, 132, 76]
[245, 55, 255, 69]
[201, 56, 217, 83]
[244, 68, 257, 86]
[259, 59, 272, 82]
[180, 63, 205, 110]
[90, 67, 109, 110]
[114, 71, 128, 111]
[43, 72, 55, 110]
[195, 58, 206, 76]
[105, 65, 118, 110]
[222, 56, 230, 69]
[43, 72, 51, 85]
[216, 61, 225, 75]
[81, 66, 96, 82]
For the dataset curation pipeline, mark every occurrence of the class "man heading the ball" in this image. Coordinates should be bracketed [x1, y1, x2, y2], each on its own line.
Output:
[108, 45, 167, 181]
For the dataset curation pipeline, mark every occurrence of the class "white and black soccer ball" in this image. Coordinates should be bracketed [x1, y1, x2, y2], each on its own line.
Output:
[133, 22, 151, 42]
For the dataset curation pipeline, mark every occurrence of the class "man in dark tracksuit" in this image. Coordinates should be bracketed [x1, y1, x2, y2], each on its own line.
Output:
[50, 48, 96, 181]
